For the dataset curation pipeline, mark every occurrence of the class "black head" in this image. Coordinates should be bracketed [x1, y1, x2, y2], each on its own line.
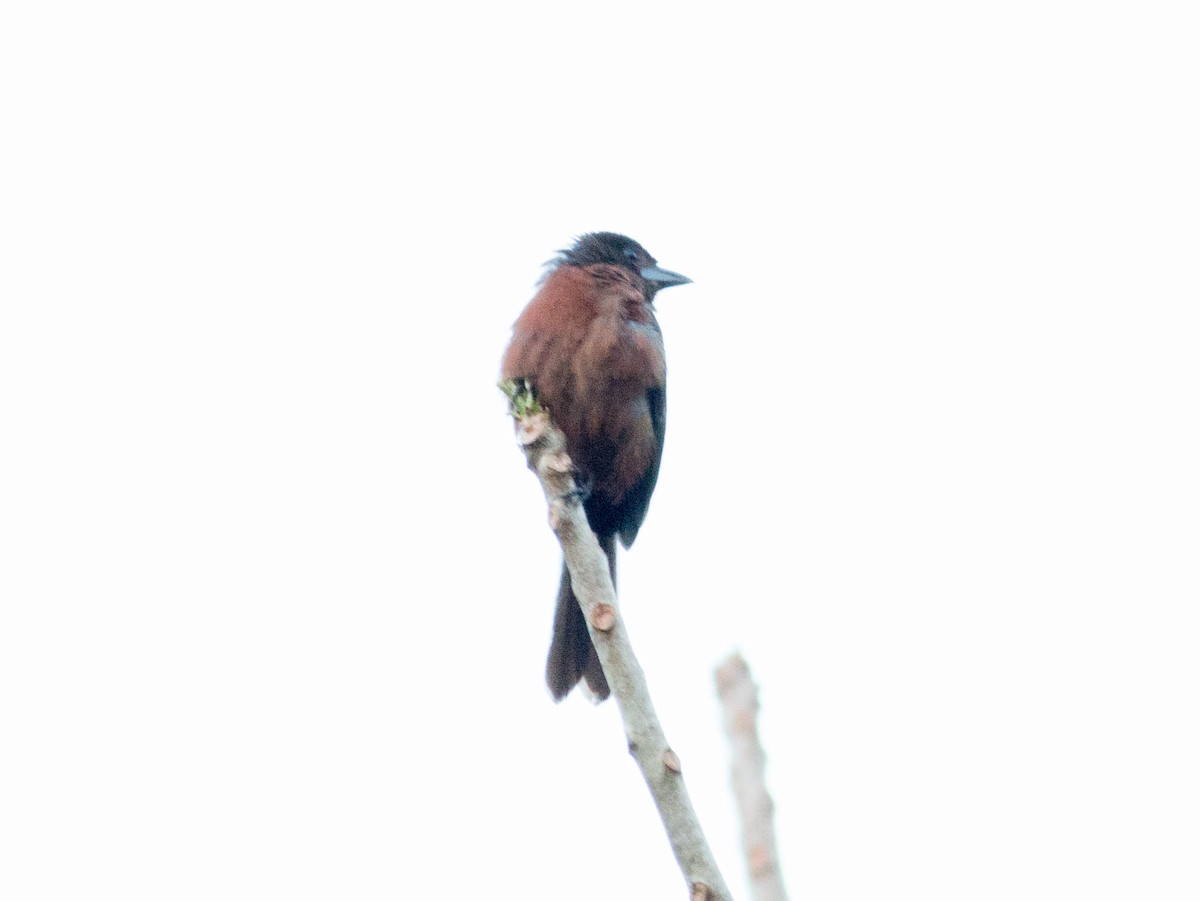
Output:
[555, 232, 691, 299]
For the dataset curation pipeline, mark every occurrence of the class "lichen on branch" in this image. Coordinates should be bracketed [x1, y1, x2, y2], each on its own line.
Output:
[498, 377, 547, 419]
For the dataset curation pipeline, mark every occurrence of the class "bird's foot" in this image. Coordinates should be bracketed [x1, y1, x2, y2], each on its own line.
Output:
[565, 471, 593, 506]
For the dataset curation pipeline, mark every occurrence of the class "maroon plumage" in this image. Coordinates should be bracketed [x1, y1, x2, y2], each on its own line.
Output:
[502, 233, 691, 701]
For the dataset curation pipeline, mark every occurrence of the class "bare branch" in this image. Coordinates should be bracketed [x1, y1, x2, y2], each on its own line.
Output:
[715, 653, 789, 901]
[514, 410, 734, 901]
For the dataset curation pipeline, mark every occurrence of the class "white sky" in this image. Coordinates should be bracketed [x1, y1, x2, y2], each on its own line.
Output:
[2, 1, 1197, 899]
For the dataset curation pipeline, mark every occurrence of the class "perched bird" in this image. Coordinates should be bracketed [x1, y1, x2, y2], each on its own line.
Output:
[502, 232, 691, 701]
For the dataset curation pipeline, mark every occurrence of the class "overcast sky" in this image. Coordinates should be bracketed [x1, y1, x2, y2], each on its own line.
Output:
[2, 2, 1197, 899]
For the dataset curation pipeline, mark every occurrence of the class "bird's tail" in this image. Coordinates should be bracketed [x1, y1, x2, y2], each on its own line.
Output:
[545, 534, 614, 702]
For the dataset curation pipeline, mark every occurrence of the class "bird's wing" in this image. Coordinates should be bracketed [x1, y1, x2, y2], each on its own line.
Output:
[617, 383, 666, 549]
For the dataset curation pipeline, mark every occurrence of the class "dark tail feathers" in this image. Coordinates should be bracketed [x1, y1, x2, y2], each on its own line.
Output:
[545, 534, 615, 701]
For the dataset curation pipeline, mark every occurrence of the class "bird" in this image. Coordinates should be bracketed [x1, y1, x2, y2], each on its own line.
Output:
[501, 232, 691, 701]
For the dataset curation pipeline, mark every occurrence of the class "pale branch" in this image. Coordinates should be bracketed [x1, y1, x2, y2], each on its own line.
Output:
[512, 408, 733, 901]
[714, 654, 789, 901]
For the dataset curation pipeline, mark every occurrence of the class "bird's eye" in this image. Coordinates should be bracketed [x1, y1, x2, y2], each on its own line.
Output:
[623, 247, 639, 261]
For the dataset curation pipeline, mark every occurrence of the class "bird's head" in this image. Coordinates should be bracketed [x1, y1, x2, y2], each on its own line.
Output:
[556, 232, 691, 300]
